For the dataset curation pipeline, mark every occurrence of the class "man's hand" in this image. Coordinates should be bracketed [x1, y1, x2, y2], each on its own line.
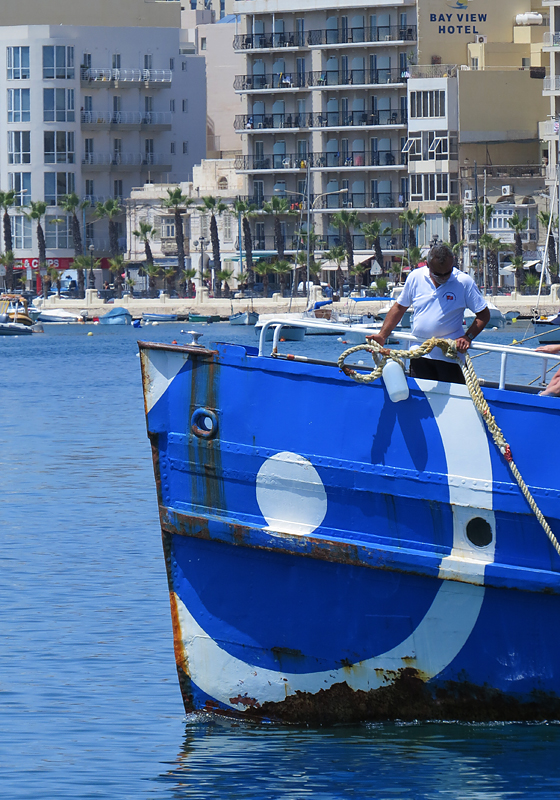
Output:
[365, 333, 386, 348]
[455, 336, 471, 353]
[536, 344, 560, 355]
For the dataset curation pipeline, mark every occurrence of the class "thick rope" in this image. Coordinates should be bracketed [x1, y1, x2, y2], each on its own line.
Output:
[338, 338, 560, 557]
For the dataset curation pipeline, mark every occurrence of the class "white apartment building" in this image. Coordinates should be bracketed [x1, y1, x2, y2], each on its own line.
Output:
[232, 0, 416, 256]
[1, 16, 206, 266]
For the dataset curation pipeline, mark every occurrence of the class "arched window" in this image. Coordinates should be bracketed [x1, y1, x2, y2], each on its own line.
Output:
[217, 177, 228, 190]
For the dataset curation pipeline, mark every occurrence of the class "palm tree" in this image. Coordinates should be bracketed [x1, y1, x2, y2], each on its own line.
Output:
[108, 255, 126, 299]
[350, 262, 368, 293]
[48, 264, 63, 297]
[539, 210, 558, 282]
[42, 264, 55, 299]
[233, 199, 257, 288]
[59, 193, 89, 257]
[0, 251, 15, 292]
[181, 268, 197, 298]
[215, 268, 234, 298]
[272, 259, 293, 296]
[26, 201, 48, 265]
[133, 221, 157, 267]
[331, 209, 360, 277]
[95, 198, 122, 257]
[161, 188, 195, 279]
[144, 263, 161, 298]
[0, 190, 16, 254]
[162, 267, 176, 296]
[71, 254, 91, 299]
[399, 208, 425, 249]
[263, 196, 294, 261]
[326, 245, 346, 296]
[480, 234, 507, 296]
[197, 196, 228, 295]
[440, 203, 463, 247]
[361, 220, 390, 274]
[126, 276, 135, 297]
[253, 261, 272, 296]
[510, 255, 525, 293]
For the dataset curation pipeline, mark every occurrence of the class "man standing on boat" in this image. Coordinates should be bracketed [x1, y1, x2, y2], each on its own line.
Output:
[367, 243, 490, 384]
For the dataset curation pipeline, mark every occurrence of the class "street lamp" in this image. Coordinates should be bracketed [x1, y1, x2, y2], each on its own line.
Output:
[274, 162, 348, 303]
[88, 243, 96, 289]
[194, 236, 206, 290]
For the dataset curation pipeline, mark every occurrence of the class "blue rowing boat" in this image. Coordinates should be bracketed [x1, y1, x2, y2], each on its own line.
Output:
[138, 322, 560, 723]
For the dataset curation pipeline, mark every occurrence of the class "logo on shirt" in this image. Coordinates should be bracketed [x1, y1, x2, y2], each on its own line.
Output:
[444, 291, 456, 302]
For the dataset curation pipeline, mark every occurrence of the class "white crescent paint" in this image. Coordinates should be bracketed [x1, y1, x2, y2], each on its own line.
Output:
[174, 371, 497, 709]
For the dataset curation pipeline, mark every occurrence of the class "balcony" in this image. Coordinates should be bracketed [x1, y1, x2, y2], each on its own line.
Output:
[233, 32, 306, 51]
[234, 113, 309, 131]
[235, 153, 312, 171]
[314, 192, 406, 210]
[307, 67, 406, 88]
[544, 75, 560, 92]
[543, 32, 560, 47]
[409, 64, 458, 79]
[80, 68, 172, 88]
[307, 25, 417, 46]
[234, 72, 307, 91]
[309, 109, 407, 129]
[82, 153, 172, 172]
[459, 164, 544, 179]
[80, 111, 173, 130]
[310, 150, 404, 169]
[234, 194, 316, 210]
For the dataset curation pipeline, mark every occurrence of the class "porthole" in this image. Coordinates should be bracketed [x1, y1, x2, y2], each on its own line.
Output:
[466, 517, 493, 548]
[191, 407, 218, 439]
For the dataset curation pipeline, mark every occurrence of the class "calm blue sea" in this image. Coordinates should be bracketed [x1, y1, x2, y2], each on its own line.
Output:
[1, 320, 560, 800]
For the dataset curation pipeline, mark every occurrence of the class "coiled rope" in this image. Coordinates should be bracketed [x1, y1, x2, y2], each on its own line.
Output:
[338, 338, 560, 557]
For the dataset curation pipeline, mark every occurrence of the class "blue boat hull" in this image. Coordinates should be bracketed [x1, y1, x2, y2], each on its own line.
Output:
[139, 340, 560, 722]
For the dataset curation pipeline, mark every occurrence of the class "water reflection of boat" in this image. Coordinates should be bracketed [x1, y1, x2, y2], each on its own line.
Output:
[98, 306, 132, 325]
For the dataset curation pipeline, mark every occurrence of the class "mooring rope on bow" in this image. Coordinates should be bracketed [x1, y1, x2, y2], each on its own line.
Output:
[337, 338, 560, 557]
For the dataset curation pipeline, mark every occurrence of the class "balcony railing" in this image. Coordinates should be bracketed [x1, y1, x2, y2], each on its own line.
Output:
[314, 192, 406, 209]
[309, 109, 407, 128]
[82, 153, 170, 166]
[234, 72, 307, 90]
[310, 150, 403, 167]
[234, 194, 316, 210]
[235, 154, 312, 170]
[234, 113, 309, 130]
[409, 64, 458, 79]
[80, 111, 173, 125]
[543, 32, 560, 46]
[233, 32, 306, 50]
[459, 164, 544, 179]
[81, 68, 173, 83]
[307, 67, 406, 87]
[307, 25, 417, 45]
[544, 75, 560, 91]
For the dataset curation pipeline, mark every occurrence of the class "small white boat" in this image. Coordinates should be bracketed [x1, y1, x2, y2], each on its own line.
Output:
[142, 313, 178, 322]
[0, 321, 32, 336]
[38, 309, 83, 323]
[534, 311, 560, 343]
[464, 300, 505, 328]
[230, 310, 259, 326]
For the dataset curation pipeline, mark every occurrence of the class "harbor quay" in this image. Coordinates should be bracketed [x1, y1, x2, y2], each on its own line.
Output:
[31, 286, 560, 322]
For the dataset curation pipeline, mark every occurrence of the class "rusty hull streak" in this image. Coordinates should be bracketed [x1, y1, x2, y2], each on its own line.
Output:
[238, 669, 560, 725]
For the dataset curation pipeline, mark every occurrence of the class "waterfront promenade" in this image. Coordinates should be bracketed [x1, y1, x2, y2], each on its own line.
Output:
[33, 286, 560, 321]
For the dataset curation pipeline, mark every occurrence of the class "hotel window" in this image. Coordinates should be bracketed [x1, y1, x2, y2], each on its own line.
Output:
[44, 172, 75, 205]
[83, 53, 92, 70]
[43, 46, 74, 79]
[44, 131, 75, 164]
[85, 221, 94, 244]
[114, 179, 123, 200]
[182, 141, 188, 154]
[7, 47, 30, 80]
[85, 180, 94, 200]
[8, 88, 30, 122]
[11, 215, 32, 249]
[223, 214, 232, 241]
[170, 58, 175, 71]
[144, 54, 153, 71]
[170, 99, 175, 112]
[43, 88, 75, 122]
[162, 217, 175, 238]
[182, 99, 188, 113]
[45, 215, 71, 249]
[200, 38, 207, 51]
[8, 171, 31, 205]
[8, 131, 31, 164]
[112, 53, 121, 70]
[409, 90, 445, 118]
[170, 141, 176, 154]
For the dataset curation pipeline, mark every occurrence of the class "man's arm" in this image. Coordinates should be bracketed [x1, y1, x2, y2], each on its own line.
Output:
[456, 307, 491, 353]
[366, 303, 408, 346]
[536, 344, 560, 355]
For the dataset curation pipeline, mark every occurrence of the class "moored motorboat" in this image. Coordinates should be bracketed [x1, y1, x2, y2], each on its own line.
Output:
[139, 323, 560, 723]
[0, 294, 34, 326]
[229, 310, 259, 326]
[98, 306, 132, 325]
[465, 300, 505, 328]
[143, 313, 178, 322]
[38, 309, 83, 323]
[0, 321, 33, 335]
[534, 311, 560, 343]
[189, 313, 221, 323]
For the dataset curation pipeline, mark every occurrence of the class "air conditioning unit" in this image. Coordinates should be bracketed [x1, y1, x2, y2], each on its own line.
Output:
[475, 35, 487, 44]
[464, 189, 473, 201]
[502, 185, 513, 196]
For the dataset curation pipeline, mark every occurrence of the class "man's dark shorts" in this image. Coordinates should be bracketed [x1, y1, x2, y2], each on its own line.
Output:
[409, 356, 465, 385]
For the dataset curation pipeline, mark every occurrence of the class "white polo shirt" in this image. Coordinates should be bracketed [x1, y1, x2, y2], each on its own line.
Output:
[397, 266, 487, 360]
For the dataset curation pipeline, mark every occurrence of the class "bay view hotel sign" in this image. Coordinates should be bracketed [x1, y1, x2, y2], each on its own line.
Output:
[418, 0, 540, 64]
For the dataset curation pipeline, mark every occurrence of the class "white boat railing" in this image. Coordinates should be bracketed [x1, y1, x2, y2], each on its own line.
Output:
[257, 318, 559, 391]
